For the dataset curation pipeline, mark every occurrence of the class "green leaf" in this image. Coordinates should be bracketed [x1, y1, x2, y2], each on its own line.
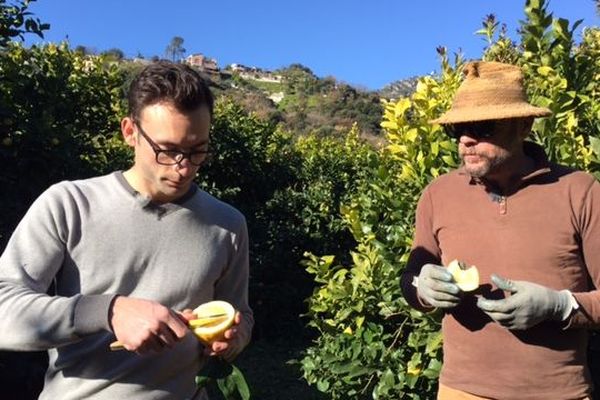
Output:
[216, 365, 251, 400]
[197, 359, 251, 399]
[316, 379, 330, 392]
[425, 331, 443, 355]
[590, 136, 600, 158]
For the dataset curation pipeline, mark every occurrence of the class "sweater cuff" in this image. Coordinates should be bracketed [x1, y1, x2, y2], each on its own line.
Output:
[73, 294, 118, 336]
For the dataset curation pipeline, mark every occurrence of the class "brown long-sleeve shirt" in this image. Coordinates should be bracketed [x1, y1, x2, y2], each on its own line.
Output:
[401, 143, 600, 399]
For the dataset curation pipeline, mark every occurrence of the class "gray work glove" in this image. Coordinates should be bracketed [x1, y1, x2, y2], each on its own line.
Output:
[476, 274, 574, 330]
[416, 263, 462, 309]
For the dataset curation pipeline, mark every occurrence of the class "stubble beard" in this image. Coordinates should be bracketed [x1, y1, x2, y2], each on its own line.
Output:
[461, 151, 511, 179]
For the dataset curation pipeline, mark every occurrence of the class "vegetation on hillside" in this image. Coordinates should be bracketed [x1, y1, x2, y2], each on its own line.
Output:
[378, 76, 420, 100]
[211, 63, 385, 139]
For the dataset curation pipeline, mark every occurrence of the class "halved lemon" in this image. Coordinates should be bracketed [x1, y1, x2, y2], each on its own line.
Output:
[447, 259, 479, 292]
[191, 300, 236, 345]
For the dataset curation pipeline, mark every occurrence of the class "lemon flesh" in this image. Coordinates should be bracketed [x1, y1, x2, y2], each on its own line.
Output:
[447, 259, 480, 292]
[188, 313, 228, 328]
[191, 300, 235, 345]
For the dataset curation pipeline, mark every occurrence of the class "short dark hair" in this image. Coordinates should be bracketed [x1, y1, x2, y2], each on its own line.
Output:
[127, 60, 214, 121]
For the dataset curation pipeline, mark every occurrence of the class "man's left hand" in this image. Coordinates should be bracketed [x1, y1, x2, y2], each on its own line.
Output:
[203, 311, 244, 362]
[476, 274, 573, 330]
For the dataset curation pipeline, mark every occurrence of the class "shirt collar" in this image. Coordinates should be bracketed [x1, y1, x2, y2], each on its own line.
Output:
[115, 171, 198, 209]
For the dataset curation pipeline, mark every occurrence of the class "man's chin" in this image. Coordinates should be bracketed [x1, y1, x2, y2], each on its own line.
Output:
[160, 180, 192, 199]
[464, 163, 489, 179]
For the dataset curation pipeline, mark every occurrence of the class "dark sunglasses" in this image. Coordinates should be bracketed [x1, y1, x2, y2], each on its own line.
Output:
[443, 120, 496, 140]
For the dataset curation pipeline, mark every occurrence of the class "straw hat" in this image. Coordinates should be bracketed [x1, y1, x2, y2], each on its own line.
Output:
[431, 61, 551, 125]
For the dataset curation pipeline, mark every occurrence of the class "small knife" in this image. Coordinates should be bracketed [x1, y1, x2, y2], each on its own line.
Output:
[109, 312, 229, 351]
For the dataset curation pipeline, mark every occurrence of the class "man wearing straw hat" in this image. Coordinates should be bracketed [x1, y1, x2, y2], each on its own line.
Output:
[401, 61, 600, 399]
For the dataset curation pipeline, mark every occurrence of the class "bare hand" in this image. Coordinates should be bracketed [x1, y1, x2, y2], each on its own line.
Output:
[203, 311, 244, 362]
[110, 296, 190, 354]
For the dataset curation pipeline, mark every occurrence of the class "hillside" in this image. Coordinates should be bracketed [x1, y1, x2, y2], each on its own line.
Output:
[165, 56, 419, 139]
[205, 63, 385, 138]
[378, 76, 420, 100]
[108, 54, 421, 139]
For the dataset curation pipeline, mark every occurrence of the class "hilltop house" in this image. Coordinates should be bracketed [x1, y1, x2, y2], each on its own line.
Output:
[184, 54, 219, 74]
[228, 63, 281, 83]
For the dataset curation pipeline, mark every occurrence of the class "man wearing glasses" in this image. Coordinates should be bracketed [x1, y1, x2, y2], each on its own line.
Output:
[0, 61, 253, 399]
[401, 61, 600, 399]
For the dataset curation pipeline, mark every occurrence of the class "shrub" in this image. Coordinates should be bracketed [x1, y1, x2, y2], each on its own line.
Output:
[301, 51, 463, 399]
[0, 41, 129, 248]
[201, 102, 378, 339]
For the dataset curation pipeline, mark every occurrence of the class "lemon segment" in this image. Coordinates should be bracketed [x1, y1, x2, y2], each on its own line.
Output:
[447, 259, 480, 292]
[191, 301, 235, 345]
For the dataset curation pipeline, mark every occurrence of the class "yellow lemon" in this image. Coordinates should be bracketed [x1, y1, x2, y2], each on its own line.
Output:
[447, 259, 479, 292]
[191, 300, 236, 345]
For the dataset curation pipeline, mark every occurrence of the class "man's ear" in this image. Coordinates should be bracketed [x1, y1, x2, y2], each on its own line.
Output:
[121, 117, 137, 147]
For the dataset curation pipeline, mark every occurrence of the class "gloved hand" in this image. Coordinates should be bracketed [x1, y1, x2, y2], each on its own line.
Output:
[416, 263, 462, 309]
[476, 274, 574, 330]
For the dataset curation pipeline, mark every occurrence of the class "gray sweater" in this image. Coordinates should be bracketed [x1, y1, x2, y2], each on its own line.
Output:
[0, 172, 253, 399]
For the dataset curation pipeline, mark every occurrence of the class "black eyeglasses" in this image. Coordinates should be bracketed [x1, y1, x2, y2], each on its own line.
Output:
[443, 120, 497, 140]
[134, 121, 212, 166]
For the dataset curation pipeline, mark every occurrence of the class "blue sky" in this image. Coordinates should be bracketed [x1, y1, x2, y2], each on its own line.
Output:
[26, 0, 599, 90]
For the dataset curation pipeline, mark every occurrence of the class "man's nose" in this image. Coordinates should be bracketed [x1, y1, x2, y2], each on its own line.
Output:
[174, 156, 196, 175]
[459, 134, 479, 146]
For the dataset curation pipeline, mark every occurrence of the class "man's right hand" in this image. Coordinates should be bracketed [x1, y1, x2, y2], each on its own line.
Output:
[416, 263, 462, 309]
[109, 296, 190, 354]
